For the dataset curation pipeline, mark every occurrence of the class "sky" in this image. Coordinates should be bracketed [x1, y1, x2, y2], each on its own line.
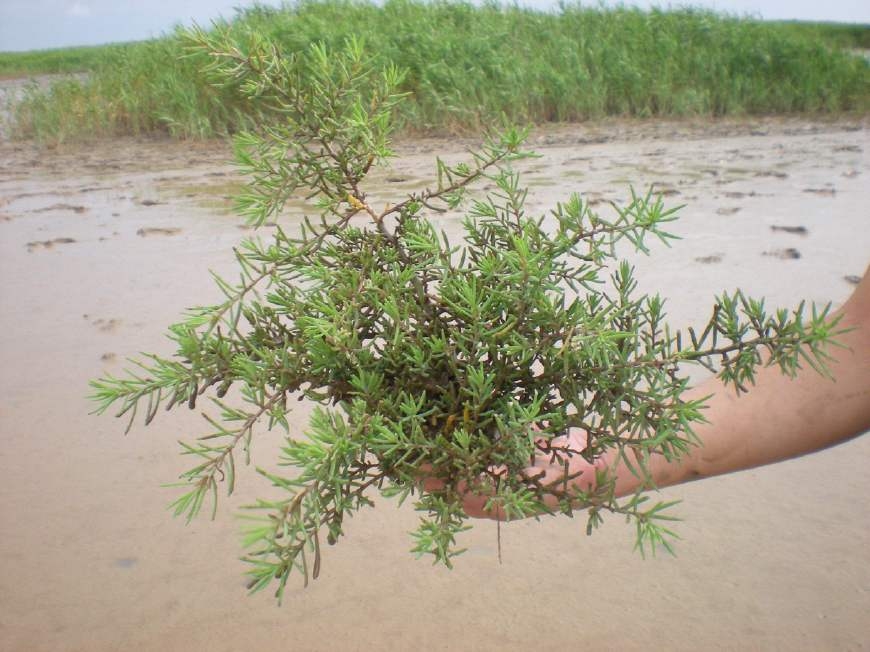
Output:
[1, 0, 868, 53]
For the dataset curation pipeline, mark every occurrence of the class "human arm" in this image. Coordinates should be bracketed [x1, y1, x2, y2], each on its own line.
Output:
[441, 264, 870, 519]
[630, 264, 870, 494]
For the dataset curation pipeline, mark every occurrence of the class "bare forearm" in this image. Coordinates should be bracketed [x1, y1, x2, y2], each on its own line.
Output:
[446, 268, 870, 520]
[610, 267, 870, 497]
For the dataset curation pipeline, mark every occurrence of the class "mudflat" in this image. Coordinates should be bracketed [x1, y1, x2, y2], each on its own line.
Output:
[1, 115, 868, 651]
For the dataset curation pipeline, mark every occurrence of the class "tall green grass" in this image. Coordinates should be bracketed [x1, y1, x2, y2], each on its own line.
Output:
[0, 43, 134, 78]
[9, 1, 870, 143]
[773, 21, 870, 50]
[10, 35, 257, 140]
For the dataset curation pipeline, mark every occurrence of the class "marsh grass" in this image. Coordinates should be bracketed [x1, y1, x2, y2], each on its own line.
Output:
[9, 37, 257, 141]
[0, 43, 133, 78]
[9, 1, 870, 143]
[774, 21, 870, 50]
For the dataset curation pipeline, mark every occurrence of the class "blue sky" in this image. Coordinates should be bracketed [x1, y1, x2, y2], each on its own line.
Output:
[1, 0, 868, 53]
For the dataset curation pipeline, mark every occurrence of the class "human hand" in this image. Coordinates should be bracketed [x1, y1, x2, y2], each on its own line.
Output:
[419, 428, 606, 520]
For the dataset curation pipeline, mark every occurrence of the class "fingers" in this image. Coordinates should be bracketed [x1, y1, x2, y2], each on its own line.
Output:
[416, 463, 446, 493]
[533, 429, 589, 461]
[416, 462, 509, 520]
[459, 491, 507, 520]
[414, 429, 601, 520]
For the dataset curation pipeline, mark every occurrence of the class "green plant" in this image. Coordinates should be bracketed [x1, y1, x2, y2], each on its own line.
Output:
[91, 35, 842, 603]
[12, 1, 870, 143]
[0, 43, 131, 78]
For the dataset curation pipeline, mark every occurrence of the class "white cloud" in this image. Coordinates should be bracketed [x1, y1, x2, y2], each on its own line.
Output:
[67, 2, 91, 17]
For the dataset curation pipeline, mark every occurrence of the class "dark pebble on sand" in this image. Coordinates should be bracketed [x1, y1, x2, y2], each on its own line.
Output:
[803, 188, 836, 197]
[763, 248, 801, 260]
[136, 227, 181, 237]
[770, 225, 808, 236]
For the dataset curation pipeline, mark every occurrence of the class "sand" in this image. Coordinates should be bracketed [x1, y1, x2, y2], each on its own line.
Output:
[1, 114, 868, 651]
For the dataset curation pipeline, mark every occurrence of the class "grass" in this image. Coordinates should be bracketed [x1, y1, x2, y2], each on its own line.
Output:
[0, 43, 135, 78]
[773, 21, 870, 50]
[6, 1, 870, 143]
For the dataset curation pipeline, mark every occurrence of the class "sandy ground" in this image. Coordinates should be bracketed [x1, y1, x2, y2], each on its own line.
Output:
[1, 115, 869, 652]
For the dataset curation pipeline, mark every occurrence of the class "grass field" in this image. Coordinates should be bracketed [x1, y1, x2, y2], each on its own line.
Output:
[0, 43, 135, 78]
[4, 1, 869, 143]
[774, 20, 870, 50]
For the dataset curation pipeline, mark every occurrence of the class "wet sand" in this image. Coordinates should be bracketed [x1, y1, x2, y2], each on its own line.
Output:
[1, 115, 869, 651]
